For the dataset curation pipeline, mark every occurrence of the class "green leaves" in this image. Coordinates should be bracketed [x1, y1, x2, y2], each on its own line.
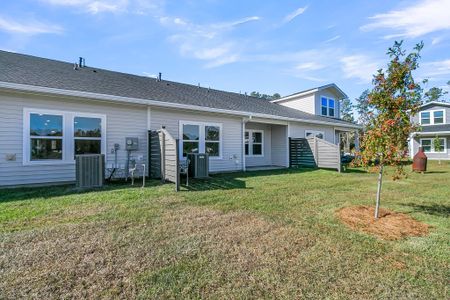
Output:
[359, 41, 423, 179]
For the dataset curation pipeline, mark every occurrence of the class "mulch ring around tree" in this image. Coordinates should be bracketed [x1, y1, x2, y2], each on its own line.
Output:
[336, 206, 429, 240]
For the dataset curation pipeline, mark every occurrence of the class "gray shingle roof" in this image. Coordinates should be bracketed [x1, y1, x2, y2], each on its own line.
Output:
[0, 50, 357, 127]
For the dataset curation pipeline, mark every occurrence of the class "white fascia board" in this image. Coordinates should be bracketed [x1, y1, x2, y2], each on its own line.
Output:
[0, 81, 361, 129]
[420, 101, 450, 109]
[411, 131, 450, 136]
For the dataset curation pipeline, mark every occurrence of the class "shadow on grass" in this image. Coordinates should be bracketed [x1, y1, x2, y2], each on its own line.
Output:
[181, 177, 248, 192]
[0, 179, 164, 204]
[424, 171, 448, 174]
[401, 203, 450, 218]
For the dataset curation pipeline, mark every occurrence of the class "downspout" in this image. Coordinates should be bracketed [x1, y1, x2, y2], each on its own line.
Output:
[242, 115, 252, 171]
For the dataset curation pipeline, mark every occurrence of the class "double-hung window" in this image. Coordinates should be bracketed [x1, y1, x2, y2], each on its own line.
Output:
[321, 96, 335, 117]
[74, 116, 102, 157]
[420, 138, 446, 153]
[180, 121, 222, 158]
[29, 113, 64, 161]
[420, 110, 445, 125]
[245, 130, 263, 156]
[433, 111, 444, 124]
[24, 108, 106, 165]
[420, 112, 430, 125]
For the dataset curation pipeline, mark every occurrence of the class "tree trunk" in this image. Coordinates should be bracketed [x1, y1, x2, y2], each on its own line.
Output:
[375, 164, 383, 219]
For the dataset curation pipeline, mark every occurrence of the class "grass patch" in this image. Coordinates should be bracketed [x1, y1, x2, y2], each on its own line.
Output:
[0, 162, 449, 298]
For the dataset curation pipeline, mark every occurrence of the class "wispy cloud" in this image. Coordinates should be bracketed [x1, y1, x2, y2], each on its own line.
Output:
[0, 15, 63, 35]
[340, 55, 382, 83]
[161, 15, 260, 68]
[421, 59, 450, 77]
[323, 35, 341, 43]
[361, 0, 450, 39]
[283, 6, 308, 23]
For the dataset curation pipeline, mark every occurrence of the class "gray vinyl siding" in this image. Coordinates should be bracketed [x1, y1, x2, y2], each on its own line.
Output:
[289, 122, 336, 145]
[278, 94, 315, 114]
[271, 125, 288, 166]
[245, 123, 272, 167]
[150, 107, 243, 173]
[0, 91, 148, 186]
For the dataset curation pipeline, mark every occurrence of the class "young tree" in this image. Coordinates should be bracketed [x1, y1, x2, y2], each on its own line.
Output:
[341, 98, 355, 122]
[423, 87, 448, 103]
[433, 135, 443, 164]
[355, 89, 370, 126]
[359, 41, 423, 219]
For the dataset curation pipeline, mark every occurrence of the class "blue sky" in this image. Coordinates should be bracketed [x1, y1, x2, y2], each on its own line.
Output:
[1, 0, 450, 102]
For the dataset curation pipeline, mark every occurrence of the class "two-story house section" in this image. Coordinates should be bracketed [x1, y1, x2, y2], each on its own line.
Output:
[271, 83, 354, 146]
[410, 101, 450, 160]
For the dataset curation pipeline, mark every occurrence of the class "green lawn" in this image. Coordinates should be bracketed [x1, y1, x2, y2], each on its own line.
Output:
[0, 162, 449, 299]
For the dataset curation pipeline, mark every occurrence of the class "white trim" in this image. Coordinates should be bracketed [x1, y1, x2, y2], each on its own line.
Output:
[420, 101, 450, 109]
[412, 131, 450, 136]
[286, 122, 290, 167]
[0, 81, 361, 129]
[179, 120, 223, 160]
[419, 109, 446, 125]
[245, 129, 264, 157]
[271, 83, 348, 103]
[147, 106, 151, 130]
[23, 108, 106, 165]
[305, 130, 325, 139]
[420, 137, 447, 153]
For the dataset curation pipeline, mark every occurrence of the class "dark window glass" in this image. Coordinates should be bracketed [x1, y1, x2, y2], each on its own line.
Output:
[245, 143, 249, 155]
[421, 112, 430, 125]
[205, 126, 220, 141]
[183, 124, 199, 140]
[30, 113, 63, 136]
[31, 139, 62, 160]
[321, 97, 327, 107]
[206, 142, 219, 156]
[316, 133, 324, 139]
[433, 111, 444, 124]
[253, 144, 262, 155]
[329, 99, 335, 108]
[321, 106, 328, 116]
[253, 132, 262, 143]
[183, 141, 198, 157]
[421, 140, 431, 152]
[74, 117, 101, 137]
[75, 140, 101, 155]
[329, 107, 335, 116]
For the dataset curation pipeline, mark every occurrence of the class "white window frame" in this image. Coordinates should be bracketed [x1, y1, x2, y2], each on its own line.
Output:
[420, 138, 447, 153]
[23, 108, 106, 165]
[245, 129, 264, 157]
[179, 121, 223, 159]
[420, 109, 446, 125]
[305, 130, 325, 139]
[320, 96, 336, 117]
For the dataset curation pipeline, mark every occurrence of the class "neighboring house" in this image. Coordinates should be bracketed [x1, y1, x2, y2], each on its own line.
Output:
[0, 50, 360, 187]
[410, 102, 450, 160]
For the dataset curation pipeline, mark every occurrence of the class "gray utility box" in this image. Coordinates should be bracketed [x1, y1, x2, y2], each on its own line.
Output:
[75, 154, 105, 188]
[187, 153, 209, 179]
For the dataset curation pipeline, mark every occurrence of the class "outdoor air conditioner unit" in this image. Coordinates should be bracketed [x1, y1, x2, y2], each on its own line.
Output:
[75, 154, 105, 188]
[187, 153, 209, 179]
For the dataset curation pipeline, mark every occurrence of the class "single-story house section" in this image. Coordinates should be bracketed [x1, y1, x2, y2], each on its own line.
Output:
[0, 50, 360, 187]
[410, 101, 450, 160]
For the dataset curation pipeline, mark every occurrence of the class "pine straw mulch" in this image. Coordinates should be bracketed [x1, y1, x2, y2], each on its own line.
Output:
[336, 205, 429, 240]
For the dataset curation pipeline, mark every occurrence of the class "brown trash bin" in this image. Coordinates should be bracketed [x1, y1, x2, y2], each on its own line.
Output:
[412, 147, 427, 172]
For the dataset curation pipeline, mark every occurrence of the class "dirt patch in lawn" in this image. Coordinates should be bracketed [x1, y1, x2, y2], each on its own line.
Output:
[336, 206, 429, 240]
